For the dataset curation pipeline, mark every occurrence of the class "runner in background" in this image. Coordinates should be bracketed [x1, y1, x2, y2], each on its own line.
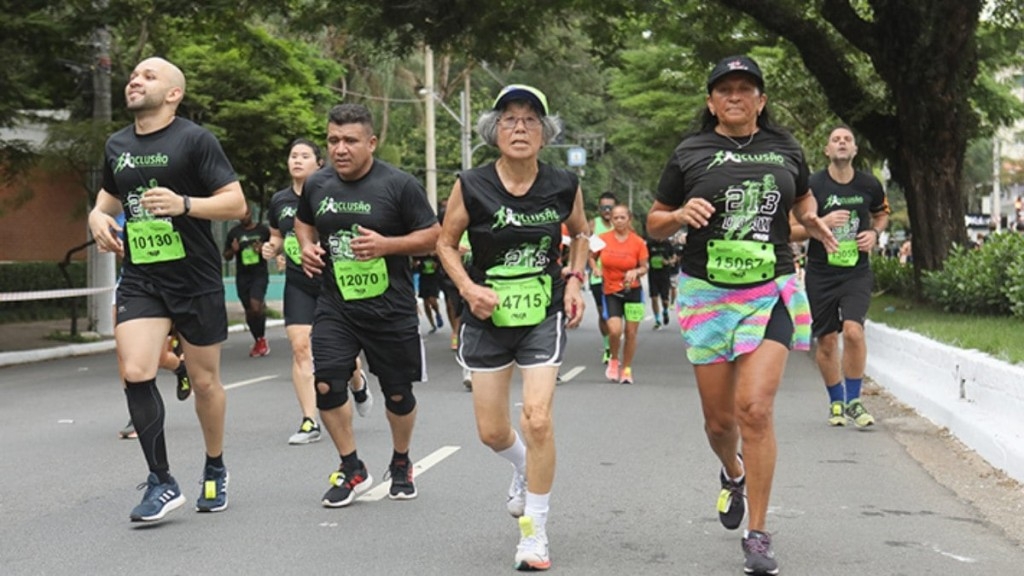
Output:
[223, 206, 271, 357]
[594, 204, 649, 383]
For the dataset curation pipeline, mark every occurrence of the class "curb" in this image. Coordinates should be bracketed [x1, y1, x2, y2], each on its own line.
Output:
[0, 319, 284, 368]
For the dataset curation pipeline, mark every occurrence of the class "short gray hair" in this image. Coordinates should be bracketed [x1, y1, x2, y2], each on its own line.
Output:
[476, 110, 562, 147]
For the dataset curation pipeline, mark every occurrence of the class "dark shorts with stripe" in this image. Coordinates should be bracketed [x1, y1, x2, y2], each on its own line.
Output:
[457, 312, 566, 371]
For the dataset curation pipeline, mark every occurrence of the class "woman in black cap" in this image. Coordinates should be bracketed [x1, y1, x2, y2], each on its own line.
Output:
[437, 84, 589, 572]
[647, 55, 837, 575]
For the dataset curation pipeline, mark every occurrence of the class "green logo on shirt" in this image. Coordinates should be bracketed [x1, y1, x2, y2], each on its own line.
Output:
[492, 206, 560, 230]
[707, 150, 785, 170]
[316, 198, 372, 217]
[114, 152, 169, 174]
[822, 194, 865, 210]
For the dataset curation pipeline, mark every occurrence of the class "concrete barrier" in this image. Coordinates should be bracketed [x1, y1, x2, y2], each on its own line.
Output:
[866, 320, 1024, 483]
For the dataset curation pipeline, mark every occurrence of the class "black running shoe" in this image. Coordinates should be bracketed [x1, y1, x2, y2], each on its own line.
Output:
[175, 364, 191, 401]
[742, 530, 779, 575]
[322, 463, 372, 508]
[387, 458, 417, 500]
[717, 454, 746, 530]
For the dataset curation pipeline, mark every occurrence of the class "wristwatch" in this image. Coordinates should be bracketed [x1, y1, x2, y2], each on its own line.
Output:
[182, 195, 191, 215]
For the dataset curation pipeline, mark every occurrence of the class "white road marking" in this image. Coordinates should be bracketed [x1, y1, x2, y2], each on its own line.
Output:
[224, 375, 278, 390]
[560, 365, 585, 382]
[361, 445, 461, 501]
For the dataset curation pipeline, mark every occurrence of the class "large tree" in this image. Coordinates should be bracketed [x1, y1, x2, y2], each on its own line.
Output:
[306, 0, 1022, 273]
[702, 0, 1023, 273]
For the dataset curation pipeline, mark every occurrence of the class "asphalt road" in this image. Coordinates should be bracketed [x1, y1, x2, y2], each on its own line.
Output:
[1, 303, 1023, 576]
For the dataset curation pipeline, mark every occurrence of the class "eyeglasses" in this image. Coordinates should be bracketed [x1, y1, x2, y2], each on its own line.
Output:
[599, 205, 614, 211]
[499, 116, 542, 131]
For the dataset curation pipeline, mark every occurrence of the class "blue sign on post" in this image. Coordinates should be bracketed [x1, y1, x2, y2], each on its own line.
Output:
[567, 146, 587, 167]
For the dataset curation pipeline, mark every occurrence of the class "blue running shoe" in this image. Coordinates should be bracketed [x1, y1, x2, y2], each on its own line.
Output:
[195, 464, 229, 512]
[130, 473, 185, 522]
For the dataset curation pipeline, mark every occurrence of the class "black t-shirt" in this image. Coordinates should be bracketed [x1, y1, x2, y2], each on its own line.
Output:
[296, 159, 437, 328]
[225, 223, 270, 278]
[268, 187, 320, 293]
[656, 129, 809, 287]
[458, 162, 578, 327]
[102, 117, 237, 296]
[805, 169, 888, 272]
[646, 237, 675, 277]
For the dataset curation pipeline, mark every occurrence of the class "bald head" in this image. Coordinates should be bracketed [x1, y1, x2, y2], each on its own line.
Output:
[126, 57, 187, 117]
[138, 57, 186, 94]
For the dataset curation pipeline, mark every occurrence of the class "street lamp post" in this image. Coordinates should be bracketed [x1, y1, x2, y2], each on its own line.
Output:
[424, 45, 437, 212]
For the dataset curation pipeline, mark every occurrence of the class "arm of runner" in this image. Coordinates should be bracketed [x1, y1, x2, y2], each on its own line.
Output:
[294, 218, 324, 277]
[262, 226, 283, 260]
[350, 223, 441, 260]
[87, 189, 125, 257]
[436, 180, 498, 321]
[792, 192, 838, 253]
[563, 186, 589, 329]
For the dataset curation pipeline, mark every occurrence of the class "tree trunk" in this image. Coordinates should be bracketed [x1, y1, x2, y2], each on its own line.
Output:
[717, 0, 983, 274]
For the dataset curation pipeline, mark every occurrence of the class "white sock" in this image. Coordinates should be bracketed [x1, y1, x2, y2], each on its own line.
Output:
[496, 430, 526, 475]
[525, 491, 551, 532]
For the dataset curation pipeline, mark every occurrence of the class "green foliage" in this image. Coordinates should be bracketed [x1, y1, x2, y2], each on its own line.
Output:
[869, 293, 1024, 366]
[0, 262, 87, 322]
[870, 256, 916, 299]
[168, 26, 342, 210]
[922, 232, 1024, 314]
[1008, 248, 1024, 319]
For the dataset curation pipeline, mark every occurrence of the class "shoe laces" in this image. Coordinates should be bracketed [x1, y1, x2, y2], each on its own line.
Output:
[385, 460, 412, 483]
[847, 401, 866, 417]
[745, 532, 773, 555]
[330, 467, 366, 488]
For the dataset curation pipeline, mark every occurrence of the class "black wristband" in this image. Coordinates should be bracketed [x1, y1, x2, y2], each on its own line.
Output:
[182, 195, 191, 215]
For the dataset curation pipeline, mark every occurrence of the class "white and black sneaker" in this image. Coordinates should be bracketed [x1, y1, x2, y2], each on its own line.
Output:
[288, 417, 322, 445]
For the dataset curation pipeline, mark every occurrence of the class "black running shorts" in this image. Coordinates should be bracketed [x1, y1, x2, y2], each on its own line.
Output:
[804, 266, 874, 338]
[283, 280, 318, 326]
[311, 306, 425, 389]
[116, 280, 227, 346]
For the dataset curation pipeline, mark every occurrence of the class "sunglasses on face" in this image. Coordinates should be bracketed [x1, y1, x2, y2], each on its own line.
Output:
[600, 205, 614, 211]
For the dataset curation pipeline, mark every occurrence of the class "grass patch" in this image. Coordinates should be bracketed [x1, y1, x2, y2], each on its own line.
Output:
[869, 293, 1024, 366]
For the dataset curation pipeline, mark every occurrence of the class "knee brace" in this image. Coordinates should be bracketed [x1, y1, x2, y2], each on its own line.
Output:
[383, 383, 416, 416]
[315, 378, 350, 411]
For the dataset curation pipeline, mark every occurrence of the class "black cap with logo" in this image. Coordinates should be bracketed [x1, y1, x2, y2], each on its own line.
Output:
[706, 55, 765, 93]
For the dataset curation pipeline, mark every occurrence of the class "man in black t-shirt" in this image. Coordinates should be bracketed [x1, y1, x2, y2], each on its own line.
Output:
[88, 57, 247, 523]
[223, 206, 271, 357]
[295, 103, 440, 507]
[793, 126, 889, 428]
[645, 236, 676, 329]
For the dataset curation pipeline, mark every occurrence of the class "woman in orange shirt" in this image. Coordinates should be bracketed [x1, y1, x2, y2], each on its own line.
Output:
[592, 204, 648, 383]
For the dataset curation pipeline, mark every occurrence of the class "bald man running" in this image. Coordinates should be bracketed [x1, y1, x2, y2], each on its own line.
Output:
[88, 57, 248, 523]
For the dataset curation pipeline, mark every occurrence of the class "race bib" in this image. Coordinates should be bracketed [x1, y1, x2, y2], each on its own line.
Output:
[486, 266, 552, 327]
[624, 302, 645, 322]
[828, 239, 860, 267]
[706, 239, 775, 285]
[283, 234, 302, 265]
[333, 257, 389, 300]
[241, 245, 260, 266]
[127, 219, 186, 264]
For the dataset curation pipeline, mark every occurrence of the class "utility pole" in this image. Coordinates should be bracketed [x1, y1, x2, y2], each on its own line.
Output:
[461, 74, 472, 171]
[88, 5, 115, 336]
[992, 136, 1002, 231]
[424, 46, 437, 212]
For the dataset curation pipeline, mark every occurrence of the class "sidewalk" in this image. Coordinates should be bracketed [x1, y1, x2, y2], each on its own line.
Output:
[0, 300, 282, 367]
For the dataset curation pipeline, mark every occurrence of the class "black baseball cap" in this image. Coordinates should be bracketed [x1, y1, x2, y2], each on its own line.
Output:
[706, 55, 765, 93]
